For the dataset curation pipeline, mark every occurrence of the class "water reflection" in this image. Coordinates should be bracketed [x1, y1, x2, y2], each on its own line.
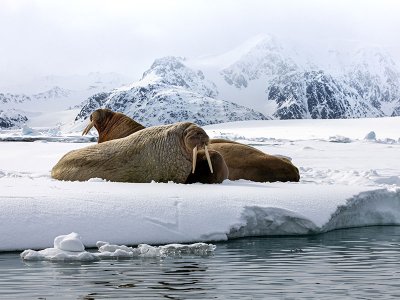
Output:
[1, 226, 400, 299]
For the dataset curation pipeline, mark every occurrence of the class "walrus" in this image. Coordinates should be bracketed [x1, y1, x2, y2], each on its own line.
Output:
[81, 109, 229, 184]
[82, 109, 145, 143]
[204, 139, 299, 182]
[81, 109, 300, 183]
[52, 122, 217, 183]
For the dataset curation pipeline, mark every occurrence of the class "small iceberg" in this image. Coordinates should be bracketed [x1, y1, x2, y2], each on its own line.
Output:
[21, 233, 216, 262]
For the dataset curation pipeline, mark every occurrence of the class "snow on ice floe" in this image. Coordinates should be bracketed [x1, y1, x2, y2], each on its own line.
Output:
[203, 117, 400, 142]
[21, 232, 216, 262]
[0, 117, 399, 252]
[1, 175, 399, 252]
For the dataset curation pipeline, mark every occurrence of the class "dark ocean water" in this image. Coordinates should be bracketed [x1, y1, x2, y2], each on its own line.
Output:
[1, 226, 400, 299]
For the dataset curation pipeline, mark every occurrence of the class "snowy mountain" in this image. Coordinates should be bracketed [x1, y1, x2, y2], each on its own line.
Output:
[78, 35, 398, 125]
[189, 35, 400, 120]
[2, 35, 399, 129]
[0, 109, 28, 128]
[0, 73, 131, 128]
[266, 46, 400, 119]
[76, 56, 268, 126]
[76, 37, 400, 126]
[1, 72, 131, 95]
[1, 86, 72, 107]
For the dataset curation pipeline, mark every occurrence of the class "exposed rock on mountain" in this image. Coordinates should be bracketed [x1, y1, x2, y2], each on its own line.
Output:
[76, 57, 268, 126]
[0, 73, 130, 128]
[2, 36, 400, 130]
[0, 109, 28, 128]
[210, 37, 400, 119]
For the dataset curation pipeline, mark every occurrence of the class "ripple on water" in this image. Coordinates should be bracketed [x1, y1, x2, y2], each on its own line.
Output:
[1, 226, 400, 299]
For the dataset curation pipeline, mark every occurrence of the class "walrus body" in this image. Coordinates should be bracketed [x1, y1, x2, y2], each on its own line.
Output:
[53, 122, 213, 183]
[81, 109, 300, 183]
[208, 140, 299, 182]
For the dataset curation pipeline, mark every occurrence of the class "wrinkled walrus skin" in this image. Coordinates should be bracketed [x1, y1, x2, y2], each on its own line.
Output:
[52, 122, 212, 183]
[81, 109, 300, 183]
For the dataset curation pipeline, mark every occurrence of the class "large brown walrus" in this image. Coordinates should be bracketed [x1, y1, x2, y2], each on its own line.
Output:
[82, 109, 300, 183]
[82, 109, 229, 184]
[52, 122, 220, 183]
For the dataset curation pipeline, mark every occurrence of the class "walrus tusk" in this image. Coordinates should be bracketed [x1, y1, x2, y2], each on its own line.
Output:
[82, 121, 94, 136]
[204, 145, 213, 174]
[192, 146, 198, 173]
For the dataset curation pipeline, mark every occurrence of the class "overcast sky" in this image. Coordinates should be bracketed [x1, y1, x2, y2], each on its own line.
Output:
[1, 0, 399, 88]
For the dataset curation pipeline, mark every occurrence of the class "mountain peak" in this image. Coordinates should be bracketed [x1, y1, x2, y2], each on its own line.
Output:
[142, 56, 186, 80]
[191, 34, 282, 70]
[139, 56, 217, 98]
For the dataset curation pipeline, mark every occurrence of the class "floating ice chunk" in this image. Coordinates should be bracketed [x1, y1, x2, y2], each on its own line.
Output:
[54, 232, 85, 252]
[159, 243, 217, 256]
[381, 138, 397, 144]
[21, 232, 96, 261]
[20, 248, 98, 262]
[21, 125, 40, 136]
[328, 135, 352, 143]
[21, 233, 217, 262]
[138, 244, 163, 258]
[96, 242, 216, 258]
[364, 131, 376, 141]
[96, 241, 140, 258]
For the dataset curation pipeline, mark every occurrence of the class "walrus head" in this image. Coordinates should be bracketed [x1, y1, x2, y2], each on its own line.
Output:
[183, 124, 213, 174]
[82, 109, 113, 136]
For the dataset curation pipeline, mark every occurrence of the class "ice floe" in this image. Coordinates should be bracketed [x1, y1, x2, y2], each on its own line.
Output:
[21, 232, 216, 262]
[0, 117, 398, 252]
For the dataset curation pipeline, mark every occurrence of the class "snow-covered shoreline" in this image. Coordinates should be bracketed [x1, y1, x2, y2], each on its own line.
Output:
[0, 117, 399, 252]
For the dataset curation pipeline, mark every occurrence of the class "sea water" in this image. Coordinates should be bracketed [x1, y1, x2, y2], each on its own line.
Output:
[1, 226, 400, 299]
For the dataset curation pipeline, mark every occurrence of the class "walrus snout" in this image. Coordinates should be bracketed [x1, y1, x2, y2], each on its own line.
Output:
[82, 116, 94, 136]
[82, 111, 98, 136]
[184, 124, 213, 175]
[192, 144, 213, 174]
[82, 109, 111, 136]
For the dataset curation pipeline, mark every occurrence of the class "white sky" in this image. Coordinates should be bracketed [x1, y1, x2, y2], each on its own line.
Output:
[1, 0, 399, 88]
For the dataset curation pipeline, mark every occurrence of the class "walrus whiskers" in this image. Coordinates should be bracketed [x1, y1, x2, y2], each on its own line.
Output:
[192, 146, 197, 173]
[82, 121, 94, 136]
[204, 145, 213, 173]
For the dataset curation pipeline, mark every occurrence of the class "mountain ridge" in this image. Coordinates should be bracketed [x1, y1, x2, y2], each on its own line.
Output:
[1, 36, 399, 129]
